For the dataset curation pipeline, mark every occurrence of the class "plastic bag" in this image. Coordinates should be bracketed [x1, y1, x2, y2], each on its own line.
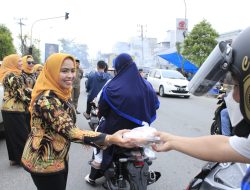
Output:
[123, 123, 159, 159]
[123, 123, 160, 146]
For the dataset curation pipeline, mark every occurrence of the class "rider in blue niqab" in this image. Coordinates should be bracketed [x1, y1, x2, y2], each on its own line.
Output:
[102, 53, 159, 126]
[86, 53, 159, 181]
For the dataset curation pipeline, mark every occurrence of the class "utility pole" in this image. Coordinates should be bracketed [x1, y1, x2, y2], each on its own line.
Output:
[16, 18, 26, 55]
[137, 24, 146, 66]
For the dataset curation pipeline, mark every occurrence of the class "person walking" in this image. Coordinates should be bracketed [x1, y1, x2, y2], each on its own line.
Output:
[0, 54, 30, 165]
[21, 55, 37, 131]
[21, 53, 134, 190]
[33, 63, 44, 79]
[83, 60, 111, 119]
[22, 55, 36, 89]
[71, 59, 83, 114]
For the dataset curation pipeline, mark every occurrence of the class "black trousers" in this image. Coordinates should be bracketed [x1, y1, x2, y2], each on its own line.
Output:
[2, 111, 29, 163]
[31, 169, 68, 190]
[25, 112, 31, 133]
[86, 100, 92, 115]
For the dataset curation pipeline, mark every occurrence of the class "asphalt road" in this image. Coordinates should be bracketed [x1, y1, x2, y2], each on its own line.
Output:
[0, 80, 218, 190]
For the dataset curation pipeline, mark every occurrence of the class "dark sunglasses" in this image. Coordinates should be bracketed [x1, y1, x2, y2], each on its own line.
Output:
[27, 61, 35, 65]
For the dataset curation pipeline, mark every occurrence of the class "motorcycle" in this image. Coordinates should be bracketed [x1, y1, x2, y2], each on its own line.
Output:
[88, 102, 99, 131]
[103, 147, 160, 190]
[186, 162, 248, 190]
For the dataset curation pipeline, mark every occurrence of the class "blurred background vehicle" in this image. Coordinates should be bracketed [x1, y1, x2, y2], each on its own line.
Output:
[138, 66, 153, 80]
[147, 69, 190, 98]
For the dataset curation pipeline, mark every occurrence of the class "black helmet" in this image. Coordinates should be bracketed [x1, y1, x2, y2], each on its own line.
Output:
[188, 26, 250, 123]
[231, 27, 250, 124]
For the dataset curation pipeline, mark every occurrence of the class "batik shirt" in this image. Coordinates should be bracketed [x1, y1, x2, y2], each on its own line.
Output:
[21, 71, 36, 89]
[21, 71, 36, 110]
[21, 90, 106, 175]
[1, 73, 30, 112]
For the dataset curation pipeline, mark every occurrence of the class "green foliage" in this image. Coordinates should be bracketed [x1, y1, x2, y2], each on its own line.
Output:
[18, 34, 41, 63]
[30, 45, 41, 64]
[0, 24, 16, 60]
[59, 38, 90, 67]
[182, 20, 219, 67]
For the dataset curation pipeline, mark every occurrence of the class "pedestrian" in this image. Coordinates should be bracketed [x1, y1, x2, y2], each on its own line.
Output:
[22, 55, 37, 89]
[21, 53, 134, 190]
[138, 68, 144, 77]
[83, 60, 112, 119]
[85, 53, 160, 185]
[139, 27, 250, 189]
[0, 54, 30, 165]
[21, 55, 37, 131]
[33, 63, 44, 79]
[104, 61, 113, 78]
[71, 59, 83, 114]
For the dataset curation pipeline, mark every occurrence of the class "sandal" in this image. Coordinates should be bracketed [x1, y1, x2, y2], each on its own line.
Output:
[147, 171, 161, 185]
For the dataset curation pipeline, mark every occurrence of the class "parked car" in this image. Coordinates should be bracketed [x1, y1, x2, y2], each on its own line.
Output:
[0, 84, 4, 134]
[147, 69, 190, 98]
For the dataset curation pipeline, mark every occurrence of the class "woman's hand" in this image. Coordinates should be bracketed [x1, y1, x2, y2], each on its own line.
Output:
[151, 131, 173, 152]
[106, 130, 136, 148]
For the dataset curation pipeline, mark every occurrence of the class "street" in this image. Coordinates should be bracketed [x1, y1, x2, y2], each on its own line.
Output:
[0, 80, 218, 190]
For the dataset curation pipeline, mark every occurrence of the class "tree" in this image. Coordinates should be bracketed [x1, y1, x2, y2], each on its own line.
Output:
[59, 38, 90, 67]
[0, 24, 16, 60]
[18, 34, 41, 63]
[182, 19, 219, 67]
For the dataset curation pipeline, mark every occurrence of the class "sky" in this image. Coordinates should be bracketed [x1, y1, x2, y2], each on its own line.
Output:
[1, 0, 250, 59]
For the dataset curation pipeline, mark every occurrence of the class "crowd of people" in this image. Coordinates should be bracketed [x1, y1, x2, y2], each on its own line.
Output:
[1, 26, 250, 190]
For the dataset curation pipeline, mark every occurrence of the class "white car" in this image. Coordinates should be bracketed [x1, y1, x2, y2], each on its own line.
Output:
[147, 69, 190, 98]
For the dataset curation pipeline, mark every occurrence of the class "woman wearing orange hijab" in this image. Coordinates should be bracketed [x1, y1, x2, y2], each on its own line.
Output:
[32, 63, 43, 79]
[21, 55, 37, 132]
[21, 53, 132, 190]
[0, 54, 30, 166]
[21, 55, 36, 89]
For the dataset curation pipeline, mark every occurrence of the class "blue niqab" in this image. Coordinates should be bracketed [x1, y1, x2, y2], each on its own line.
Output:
[103, 53, 159, 125]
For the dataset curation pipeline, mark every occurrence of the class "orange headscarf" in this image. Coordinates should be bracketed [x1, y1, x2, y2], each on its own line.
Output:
[22, 55, 34, 74]
[33, 64, 44, 73]
[0, 54, 22, 83]
[29, 53, 76, 112]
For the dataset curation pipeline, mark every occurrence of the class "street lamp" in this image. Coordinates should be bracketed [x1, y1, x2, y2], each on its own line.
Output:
[29, 12, 69, 55]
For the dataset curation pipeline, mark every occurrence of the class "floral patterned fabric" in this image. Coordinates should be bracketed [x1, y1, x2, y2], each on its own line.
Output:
[1, 73, 30, 112]
[22, 90, 106, 175]
[21, 71, 36, 110]
[21, 71, 36, 89]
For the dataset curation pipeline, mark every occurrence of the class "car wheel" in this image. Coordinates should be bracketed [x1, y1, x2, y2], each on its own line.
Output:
[159, 86, 165, 97]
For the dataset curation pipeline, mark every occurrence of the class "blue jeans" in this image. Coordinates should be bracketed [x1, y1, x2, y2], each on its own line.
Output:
[220, 108, 231, 136]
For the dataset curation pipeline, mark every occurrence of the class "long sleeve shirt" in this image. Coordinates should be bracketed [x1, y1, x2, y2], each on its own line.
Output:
[1, 73, 30, 112]
[22, 90, 106, 175]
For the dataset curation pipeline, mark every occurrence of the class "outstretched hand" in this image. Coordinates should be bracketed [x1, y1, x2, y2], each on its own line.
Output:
[151, 131, 172, 152]
[108, 130, 136, 148]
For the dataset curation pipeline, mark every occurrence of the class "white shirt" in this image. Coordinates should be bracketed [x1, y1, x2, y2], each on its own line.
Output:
[229, 134, 250, 159]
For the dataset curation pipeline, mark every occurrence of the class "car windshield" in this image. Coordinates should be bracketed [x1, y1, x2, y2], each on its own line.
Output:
[161, 70, 185, 79]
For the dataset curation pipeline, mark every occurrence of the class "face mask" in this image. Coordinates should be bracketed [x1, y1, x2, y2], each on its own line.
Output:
[224, 91, 243, 127]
